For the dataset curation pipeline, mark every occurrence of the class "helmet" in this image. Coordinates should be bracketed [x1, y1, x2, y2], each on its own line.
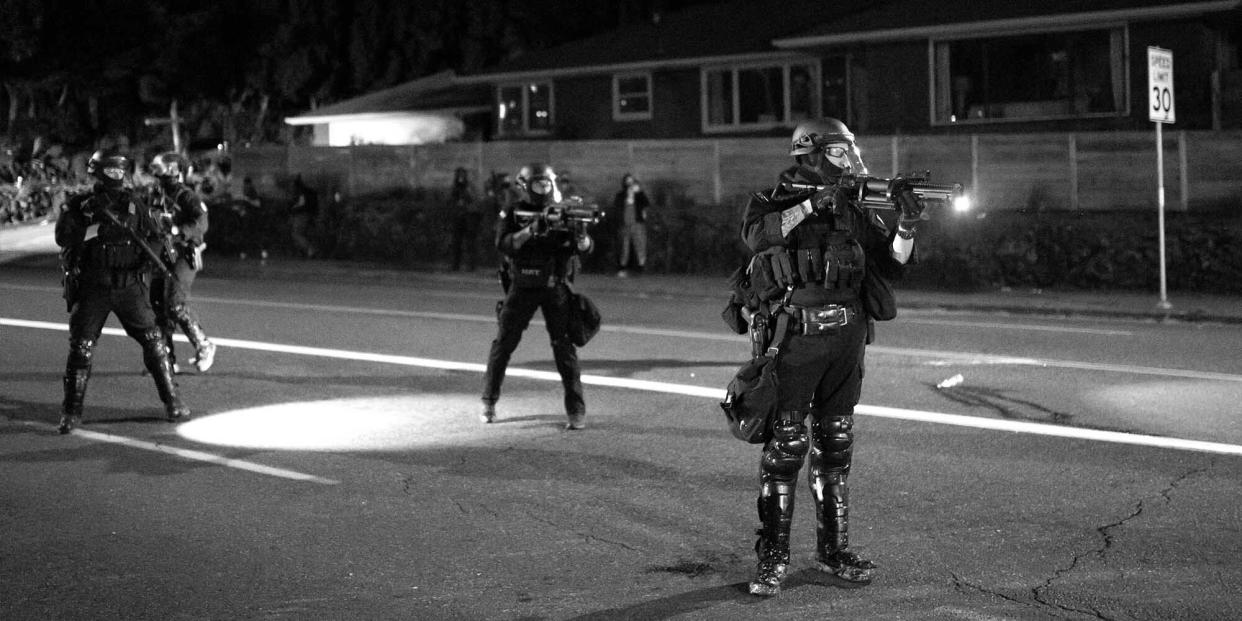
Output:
[150, 152, 187, 179]
[789, 118, 855, 156]
[516, 162, 559, 203]
[87, 150, 130, 186]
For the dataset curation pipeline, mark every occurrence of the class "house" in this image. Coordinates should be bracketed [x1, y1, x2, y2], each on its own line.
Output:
[283, 71, 492, 146]
[455, 0, 1242, 139]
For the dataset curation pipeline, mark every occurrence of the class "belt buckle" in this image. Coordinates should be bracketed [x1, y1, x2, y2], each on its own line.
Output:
[800, 305, 848, 335]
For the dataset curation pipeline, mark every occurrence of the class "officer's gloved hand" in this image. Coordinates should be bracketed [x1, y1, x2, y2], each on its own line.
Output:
[811, 186, 844, 214]
[894, 184, 924, 239]
[527, 216, 547, 237]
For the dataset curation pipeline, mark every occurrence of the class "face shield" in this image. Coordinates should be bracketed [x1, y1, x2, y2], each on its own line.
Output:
[805, 141, 868, 178]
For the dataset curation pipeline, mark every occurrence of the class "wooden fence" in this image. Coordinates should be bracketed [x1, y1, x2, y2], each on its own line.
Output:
[232, 130, 1242, 213]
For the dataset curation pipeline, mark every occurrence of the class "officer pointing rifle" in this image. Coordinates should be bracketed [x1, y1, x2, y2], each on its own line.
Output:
[481, 163, 596, 430]
[737, 118, 931, 596]
[54, 150, 190, 433]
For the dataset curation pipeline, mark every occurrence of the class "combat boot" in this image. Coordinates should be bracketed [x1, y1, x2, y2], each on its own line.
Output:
[164, 396, 191, 422]
[749, 529, 790, 596]
[59, 339, 93, 434]
[142, 331, 190, 423]
[58, 372, 89, 434]
[748, 481, 794, 596]
[811, 471, 876, 585]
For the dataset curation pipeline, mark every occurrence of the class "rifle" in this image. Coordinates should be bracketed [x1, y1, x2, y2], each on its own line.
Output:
[513, 196, 604, 230]
[782, 171, 970, 213]
[95, 206, 178, 282]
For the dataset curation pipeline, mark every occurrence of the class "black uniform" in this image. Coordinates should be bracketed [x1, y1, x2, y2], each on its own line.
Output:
[148, 178, 214, 371]
[55, 183, 189, 433]
[481, 200, 590, 425]
[740, 164, 906, 589]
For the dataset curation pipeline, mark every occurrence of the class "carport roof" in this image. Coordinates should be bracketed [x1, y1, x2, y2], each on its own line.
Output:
[285, 71, 492, 125]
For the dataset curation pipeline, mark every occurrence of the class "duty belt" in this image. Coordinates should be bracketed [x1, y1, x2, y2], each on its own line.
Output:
[783, 303, 856, 335]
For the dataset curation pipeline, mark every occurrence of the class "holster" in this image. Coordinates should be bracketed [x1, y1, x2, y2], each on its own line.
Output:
[62, 272, 79, 313]
[749, 312, 770, 358]
[497, 264, 512, 294]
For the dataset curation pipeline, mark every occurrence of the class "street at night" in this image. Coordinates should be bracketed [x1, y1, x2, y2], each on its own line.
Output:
[3, 248, 1241, 620]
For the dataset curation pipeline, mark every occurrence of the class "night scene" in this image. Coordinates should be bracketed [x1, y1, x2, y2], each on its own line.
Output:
[4, 1, 1242, 619]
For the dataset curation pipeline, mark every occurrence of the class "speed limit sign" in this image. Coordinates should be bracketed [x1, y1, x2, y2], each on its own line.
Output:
[1148, 47, 1174, 123]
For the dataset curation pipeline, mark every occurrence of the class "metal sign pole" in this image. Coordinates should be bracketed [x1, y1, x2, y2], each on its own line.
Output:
[1148, 47, 1174, 311]
[1156, 121, 1170, 310]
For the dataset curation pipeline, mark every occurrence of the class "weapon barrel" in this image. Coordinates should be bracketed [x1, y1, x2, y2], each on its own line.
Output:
[96, 208, 176, 280]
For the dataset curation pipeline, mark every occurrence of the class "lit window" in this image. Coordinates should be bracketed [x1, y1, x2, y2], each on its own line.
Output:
[614, 73, 652, 120]
[496, 82, 553, 136]
[703, 61, 821, 132]
[933, 27, 1128, 124]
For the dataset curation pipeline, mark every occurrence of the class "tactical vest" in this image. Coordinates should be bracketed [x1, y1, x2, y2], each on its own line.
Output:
[80, 195, 147, 272]
[749, 201, 868, 299]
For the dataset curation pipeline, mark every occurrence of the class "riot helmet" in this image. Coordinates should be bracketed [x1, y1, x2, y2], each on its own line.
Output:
[516, 162, 559, 204]
[87, 150, 130, 187]
[789, 117, 867, 178]
[150, 152, 187, 181]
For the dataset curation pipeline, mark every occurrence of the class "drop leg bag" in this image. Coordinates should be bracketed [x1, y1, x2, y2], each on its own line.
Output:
[720, 311, 791, 444]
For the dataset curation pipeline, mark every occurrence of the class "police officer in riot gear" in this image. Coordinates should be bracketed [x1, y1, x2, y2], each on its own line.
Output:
[55, 150, 190, 433]
[740, 118, 920, 596]
[481, 163, 593, 430]
[148, 151, 216, 373]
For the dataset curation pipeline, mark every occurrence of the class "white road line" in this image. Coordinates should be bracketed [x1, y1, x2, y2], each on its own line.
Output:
[5, 316, 1242, 457]
[900, 317, 1133, 336]
[5, 314, 1238, 382]
[10, 420, 340, 484]
[0, 283, 1134, 340]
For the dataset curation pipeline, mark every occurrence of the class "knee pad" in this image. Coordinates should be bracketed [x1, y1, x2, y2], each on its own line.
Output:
[168, 303, 192, 324]
[138, 329, 169, 357]
[762, 416, 810, 479]
[67, 338, 95, 371]
[811, 415, 854, 470]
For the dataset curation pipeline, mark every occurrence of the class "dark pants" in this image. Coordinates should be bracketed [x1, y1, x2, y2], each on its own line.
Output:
[451, 212, 482, 271]
[149, 257, 206, 363]
[482, 283, 584, 416]
[71, 275, 161, 343]
[757, 316, 869, 556]
[64, 274, 181, 418]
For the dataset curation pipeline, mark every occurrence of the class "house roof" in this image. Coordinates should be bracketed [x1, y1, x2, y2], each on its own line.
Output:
[775, 0, 1242, 47]
[457, 0, 1241, 83]
[284, 71, 492, 125]
[456, 0, 880, 83]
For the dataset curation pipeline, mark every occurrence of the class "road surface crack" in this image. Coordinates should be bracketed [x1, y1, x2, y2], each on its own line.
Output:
[1031, 466, 1208, 619]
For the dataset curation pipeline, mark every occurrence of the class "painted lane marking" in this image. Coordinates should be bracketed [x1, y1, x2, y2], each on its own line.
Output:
[8, 419, 339, 485]
[899, 317, 1133, 336]
[5, 317, 1242, 456]
[0, 282, 1134, 339]
[6, 314, 1239, 383]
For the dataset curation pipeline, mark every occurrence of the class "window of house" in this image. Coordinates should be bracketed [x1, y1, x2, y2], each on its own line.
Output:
[497, 82, 554, 135]
[614, 73, 652, 120]
[702, 60, 820, 132]
[933, 27, 1127, 124]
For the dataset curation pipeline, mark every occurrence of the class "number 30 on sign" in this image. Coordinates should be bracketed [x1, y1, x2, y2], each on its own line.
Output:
[1148, 47, 1175, 124]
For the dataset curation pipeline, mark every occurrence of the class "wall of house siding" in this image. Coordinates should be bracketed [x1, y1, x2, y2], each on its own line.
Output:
[232, 130, 1242, 214]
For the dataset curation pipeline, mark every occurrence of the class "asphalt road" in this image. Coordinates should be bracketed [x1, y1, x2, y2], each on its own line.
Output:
[2, 259, 1241, 620]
